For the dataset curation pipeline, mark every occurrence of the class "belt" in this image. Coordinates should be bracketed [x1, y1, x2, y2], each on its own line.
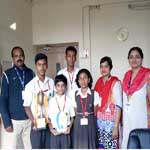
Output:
[76, 112, 94, 115]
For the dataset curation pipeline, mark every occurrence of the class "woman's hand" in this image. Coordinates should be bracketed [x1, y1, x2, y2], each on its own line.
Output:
[112, 126, 119, 139]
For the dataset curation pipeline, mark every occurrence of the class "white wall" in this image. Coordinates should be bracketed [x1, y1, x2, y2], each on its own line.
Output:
[0, 0, 34, 70]
[0, 1, 34, 147]
[90, 1, 150, 81]
[32, 0, 150, 84]
[32, 0, 86, 68]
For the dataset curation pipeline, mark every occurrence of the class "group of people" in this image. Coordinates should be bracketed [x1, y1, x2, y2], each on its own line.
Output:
[0, 45, 150, 149]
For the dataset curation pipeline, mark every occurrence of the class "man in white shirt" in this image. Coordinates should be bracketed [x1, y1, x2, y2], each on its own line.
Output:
[57, 46, 79, 99]
[23, 53, 54, 149]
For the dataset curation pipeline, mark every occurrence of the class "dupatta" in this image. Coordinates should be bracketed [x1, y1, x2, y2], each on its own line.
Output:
[94, 76, 119, 112]
[122, 66, 150, 96]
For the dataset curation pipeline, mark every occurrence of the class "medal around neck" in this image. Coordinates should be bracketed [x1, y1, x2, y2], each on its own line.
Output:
[56, 111, 68, 133]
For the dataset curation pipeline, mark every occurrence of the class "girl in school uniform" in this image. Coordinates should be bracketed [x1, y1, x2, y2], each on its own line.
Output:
[48, 74, 75, 149]
[72, 68, 100, 149]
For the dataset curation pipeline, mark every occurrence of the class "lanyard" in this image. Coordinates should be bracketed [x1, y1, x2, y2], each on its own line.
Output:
[14, 67, 25, 89]
[127, 75, 132, 101]
[55, 96, 66, 112]
[80, 95, 89, 117]
[67, 71, 74, 89]
[37, 80, 50, 93]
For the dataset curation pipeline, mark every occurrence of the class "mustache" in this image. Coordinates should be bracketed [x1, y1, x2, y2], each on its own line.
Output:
[17, 59, 23, 63]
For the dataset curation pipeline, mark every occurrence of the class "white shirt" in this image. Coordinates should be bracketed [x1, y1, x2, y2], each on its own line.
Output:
[48, 94, 75, 130]
[57, 67, 79, 99]
[23, 75, 54, 118]
[73, 88, 101, 108]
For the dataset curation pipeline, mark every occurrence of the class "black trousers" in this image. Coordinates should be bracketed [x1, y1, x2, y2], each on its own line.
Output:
[30, 128, 51, 149]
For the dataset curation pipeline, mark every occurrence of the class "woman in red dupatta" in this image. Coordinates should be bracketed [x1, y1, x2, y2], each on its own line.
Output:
[94, 56, 122, 149]
[122, 47, 150, 148]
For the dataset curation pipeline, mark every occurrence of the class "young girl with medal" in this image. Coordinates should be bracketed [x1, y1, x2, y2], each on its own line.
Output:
[72, 68, 100, 149]
[48, 74, 75, 149]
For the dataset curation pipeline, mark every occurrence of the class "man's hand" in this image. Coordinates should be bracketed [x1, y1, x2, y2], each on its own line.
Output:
[5, 126, 13, 132]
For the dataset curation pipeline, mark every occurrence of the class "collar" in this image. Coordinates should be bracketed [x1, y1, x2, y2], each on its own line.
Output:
[76, 88, 91, 97]
[35, 75, 49, 84]
[56, 94, 65, 100]
[13, 64, 27, 71]
[65, 67, 78, 73]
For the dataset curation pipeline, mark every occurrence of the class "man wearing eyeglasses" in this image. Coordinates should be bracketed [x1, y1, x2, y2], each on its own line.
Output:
[0, 46, 34, 149]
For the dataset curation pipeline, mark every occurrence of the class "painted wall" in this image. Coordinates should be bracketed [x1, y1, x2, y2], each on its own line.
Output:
[32, 0, 150, 84]
[0, 0, 149, 146]
[0, 0, 34, 147]
[0, 0, 34, 71]
[90, 1, 150, 81]
[0, 0, 149, 82]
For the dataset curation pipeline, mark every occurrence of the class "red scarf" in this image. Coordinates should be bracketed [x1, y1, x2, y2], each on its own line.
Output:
[122, 67, 150, 96]
[94, 76, 119, 112]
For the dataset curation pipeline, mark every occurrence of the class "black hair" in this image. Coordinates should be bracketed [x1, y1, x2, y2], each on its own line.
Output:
[65, 46, 77, 56]
[128, 47, 144, 59]
[35, 53, 48, 64]
[100, 56, 113, 70]
[55, 74, 67, 86]
[11, 46, 24, 57]
[75, 68, 93, 89]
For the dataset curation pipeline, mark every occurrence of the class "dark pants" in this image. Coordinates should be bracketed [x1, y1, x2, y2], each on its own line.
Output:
[50, 134, 71, 149]
[30, 128, 51, 149]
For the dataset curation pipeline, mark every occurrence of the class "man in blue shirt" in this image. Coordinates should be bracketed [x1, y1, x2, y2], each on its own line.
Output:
[0, 46, 34, 149]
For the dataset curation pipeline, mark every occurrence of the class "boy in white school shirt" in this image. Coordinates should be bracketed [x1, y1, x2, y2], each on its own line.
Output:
[57, 46, 79, 99]
[23, 53, 54, 149]
[48, 74, 75, 149]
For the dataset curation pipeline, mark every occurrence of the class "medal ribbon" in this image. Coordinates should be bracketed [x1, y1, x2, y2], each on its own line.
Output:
[68, 71, 74, 89]
[55, 96, 66, 112]
[37, 80, 51, 92]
